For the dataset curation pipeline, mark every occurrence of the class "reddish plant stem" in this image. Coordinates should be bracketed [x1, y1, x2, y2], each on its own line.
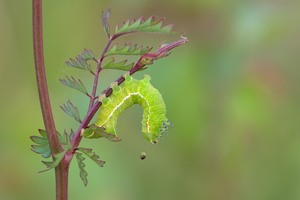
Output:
[32, 0, 61, 154]
[88, 39, 113, 110]
[32, 0, 69, 199]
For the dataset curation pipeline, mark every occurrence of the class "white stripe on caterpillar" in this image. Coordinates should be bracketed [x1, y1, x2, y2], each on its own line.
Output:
[82, 74, 171, 143]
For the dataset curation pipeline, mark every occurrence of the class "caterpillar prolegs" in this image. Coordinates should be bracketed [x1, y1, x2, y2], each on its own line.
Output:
[82, 74, 171, 143]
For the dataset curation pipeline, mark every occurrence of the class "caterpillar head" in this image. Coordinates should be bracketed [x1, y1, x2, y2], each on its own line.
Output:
[144, 119, 172, 144]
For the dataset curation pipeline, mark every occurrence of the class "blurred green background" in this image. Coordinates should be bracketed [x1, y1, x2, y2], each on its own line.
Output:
[1, 0, 300, 199]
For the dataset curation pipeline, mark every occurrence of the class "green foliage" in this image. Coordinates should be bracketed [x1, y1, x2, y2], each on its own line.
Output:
[75, 148, 105, 186]
[75, 152, 88, 186]
[65, 55, 93, 72]
[40, 150, 67, 173]
[66, 129, 75, 143]
[76, 148, 105, 167]
[60, 100, 82, 123]
[31, 142, 51, 158]
[102, 58, 133, 70]
[31, 129, 68, 158]
[115, 16, 173, 36]
[101, 8, 111, 38]
[59, 76, 88, 95]
[80, 48, 95, 61]
[105, 44, 152, 56]
[83, 124, 121, 141]
[31, 129, 70, 171]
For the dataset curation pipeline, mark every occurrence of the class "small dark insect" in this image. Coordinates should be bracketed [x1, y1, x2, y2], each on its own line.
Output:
[139, 152, 147, 160]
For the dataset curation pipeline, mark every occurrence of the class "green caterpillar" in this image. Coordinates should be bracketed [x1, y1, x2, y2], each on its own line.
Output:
[83, 74, 171, 143]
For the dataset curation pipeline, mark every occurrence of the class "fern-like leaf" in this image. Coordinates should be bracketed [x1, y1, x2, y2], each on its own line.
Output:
[105, 43, 152, 56]
[101, 8, 111, 38]
[65, 55, 93, 72]
[60, 100, 82, 123]
[30, 129, 51, 158]
[59, 76, 88, 96]
[115, 16, 173, 37]
[39, 150, 67, 173]
[77, 147, 106, 167]
[31, 129, 69, 158]
[84, 124, 121, 141]
[75, 152, 88, 186]
[80, 48, 95, 61]
[102, 58, 134, 70]
[65, 129, 75, 143]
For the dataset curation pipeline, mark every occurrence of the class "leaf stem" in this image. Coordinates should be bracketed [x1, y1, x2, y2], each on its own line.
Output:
[88, 38, 113, 110]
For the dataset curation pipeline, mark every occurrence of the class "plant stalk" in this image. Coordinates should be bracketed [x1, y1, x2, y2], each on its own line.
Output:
[32, 0, 69, 199]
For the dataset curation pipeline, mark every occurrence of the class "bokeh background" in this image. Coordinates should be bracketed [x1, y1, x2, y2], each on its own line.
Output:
[1, 0, 300, 199]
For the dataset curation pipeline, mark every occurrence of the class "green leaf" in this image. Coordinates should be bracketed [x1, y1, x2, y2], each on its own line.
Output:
[80, 48, 95, 61]
[115, 16, 173, 36]
[101, 8, 111, 38]
[38, 129, 47, 137]
[105, 43, 152, 56]
[60, 100, 82, 123]
[75, 152, 88, 186]
[30, 135, 49, 145]
[31, 145, 51, 158]
[65, 55, 93, 72]
[65, 129, 75, 143]
[84, 124, 121, 141]
[58, 130, 70, 148]
[77, 147, 106, 167]
[31, 129, 51, 158]
[31, 129, 70, 158]
[39, 150, 67, 173]
[102, 58, 133, 70]
[59, 76, 88, 95]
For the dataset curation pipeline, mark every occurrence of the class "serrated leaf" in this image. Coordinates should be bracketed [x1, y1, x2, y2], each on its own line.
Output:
[105, 43, 152, 56]
[115, 16, 173, 36]
[75, 152, 88, 186]
[38, 129, 47, 137]
[31, 129, 69, 158]
[31, 145, 51, 158]
[60, 100, 82, 123]
[39, 150, 67, 173]
[84, 124, 121, 142]
[102, 58, 133, 70]
[59, 130, 71, 149]
[65, 55, 93, 72]
[80, 48, 95, 61]
[31, 129, 51, 158]
[30, 136, 49, 145]
[77, 147, 106, 167]
[101, 8, 111, 38]
[41, 160, 53, 168]
[59, 76, 88, 95]
[65, 129, 75, 143]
